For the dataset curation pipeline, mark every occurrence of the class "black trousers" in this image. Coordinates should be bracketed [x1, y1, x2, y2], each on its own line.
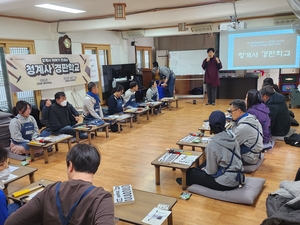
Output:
[206, 83, 216, 104]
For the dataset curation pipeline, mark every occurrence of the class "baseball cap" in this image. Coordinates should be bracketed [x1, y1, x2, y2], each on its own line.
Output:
[209, 110, 226, 128]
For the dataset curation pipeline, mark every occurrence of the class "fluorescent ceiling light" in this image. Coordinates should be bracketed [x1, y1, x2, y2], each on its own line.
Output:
[35, 4, 85, 14]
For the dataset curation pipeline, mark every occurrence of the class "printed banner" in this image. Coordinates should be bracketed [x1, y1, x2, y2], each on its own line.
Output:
[89, 54, 99, 82]
[5, 54, 92, 92]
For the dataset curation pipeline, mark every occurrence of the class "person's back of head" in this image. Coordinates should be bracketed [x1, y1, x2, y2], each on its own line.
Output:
[0, 147, 8, 164]
[129, 81, 137, 89]
[88, 82, 97, 92]
[260, 85, 275, 97]
[262, 77, 280, 93]
[246, 89, 262, 109]
[230, 99, 247, 113]
[54, 92, 66, 100]
[66, 143, 100, 175]
[152, 61, 159, 68]
[209, 110, 226, 134]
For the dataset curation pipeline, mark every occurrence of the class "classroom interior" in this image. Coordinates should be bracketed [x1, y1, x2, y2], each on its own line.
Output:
[1, 0, 300, 224]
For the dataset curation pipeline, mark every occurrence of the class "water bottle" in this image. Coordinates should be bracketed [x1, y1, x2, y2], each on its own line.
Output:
[112, 78, 116, 88]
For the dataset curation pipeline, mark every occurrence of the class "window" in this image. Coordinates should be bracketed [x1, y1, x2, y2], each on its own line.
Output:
[135, 46, 152, 70]
[82, 44, 111, 103]
[0, 40, 36, 111]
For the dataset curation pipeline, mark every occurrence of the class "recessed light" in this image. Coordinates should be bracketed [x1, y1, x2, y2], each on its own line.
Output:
[35, 4, 85, 14]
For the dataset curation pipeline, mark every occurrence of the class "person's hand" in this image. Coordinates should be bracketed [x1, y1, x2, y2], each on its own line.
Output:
[206, 57, 210, 62]
[75, 116, 79, 122]
[201, 167, 205, 171]
[162, 83, 167, 87]
[0, 161, 8, 171]
[216, 57, 220, 63]
[45, 99, 52, 107]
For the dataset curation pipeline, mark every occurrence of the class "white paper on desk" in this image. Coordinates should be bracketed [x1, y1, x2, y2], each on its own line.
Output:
[142, 207, 171, 225]
[9, 166, 19, 173]
[173, 155, 199, 166]
[2, 174, 18, 182]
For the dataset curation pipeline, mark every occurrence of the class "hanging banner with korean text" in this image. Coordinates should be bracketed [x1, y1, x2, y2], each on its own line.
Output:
[5, 54, 92, 92]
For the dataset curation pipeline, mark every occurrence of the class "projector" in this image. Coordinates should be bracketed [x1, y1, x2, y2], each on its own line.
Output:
[219, 21, 247, 31]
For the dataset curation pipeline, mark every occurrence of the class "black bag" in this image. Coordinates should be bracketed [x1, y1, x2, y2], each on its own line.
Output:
[284, 133, 300, 147]
[110, 123, 119, 132]
[190, 87, 203, 95]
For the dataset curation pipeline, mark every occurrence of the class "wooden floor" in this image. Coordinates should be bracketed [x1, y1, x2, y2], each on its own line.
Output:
[8, 98, 300, 225]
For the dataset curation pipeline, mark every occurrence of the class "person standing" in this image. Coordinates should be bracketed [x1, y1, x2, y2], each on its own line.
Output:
[202, 48, 222, 105]
[152, 62, 176, 97]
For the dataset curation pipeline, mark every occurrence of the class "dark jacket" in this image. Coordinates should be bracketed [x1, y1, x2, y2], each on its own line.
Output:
[42, 102, 78, 132]
[107, 94, 123, 115]
[202, 56, 222, 87]
[248, 103, 272, 144]
[265, 92, 290, 136]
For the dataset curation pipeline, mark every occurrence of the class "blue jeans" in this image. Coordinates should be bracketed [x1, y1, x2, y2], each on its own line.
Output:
[59, 125, 87, 139]
[166, 76, 175, 97]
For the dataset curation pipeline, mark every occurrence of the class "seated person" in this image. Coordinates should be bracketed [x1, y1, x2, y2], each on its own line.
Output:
[123, 81, 139, 109]
[0, 147, 10, 223]
[262, 77, 280, 93]
[146, 80, 161, 114]
[246, 89, 272, 144]
[82, 82, 104, 122]
[107, 85, 124, 115]
[260, 85, 290, 136]
[9, 101, 43, 155]
[5, 143, 115, 225]
[42, 92, 87, 139]
[229, 99, 263, 165]
[176, 110, 244, 191]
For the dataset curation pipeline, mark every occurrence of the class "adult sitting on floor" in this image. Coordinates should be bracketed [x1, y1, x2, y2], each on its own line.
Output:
[176, 110, 244, 191]
[229, 99, 263, 165]
[42, 92, 87, 139]
[123, 81, 139, 109]
[82, 82, 104, 123]
[260, 85, 290, 136]
[107, 85, 124, 115]
[9, 101, 43, 155]
[5, 143, 115, 225]
[246, 89, 272, 145]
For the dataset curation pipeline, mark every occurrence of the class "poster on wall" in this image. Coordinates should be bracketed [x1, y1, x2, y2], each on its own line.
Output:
[5, 54, 91, 92]
[89, 54, 99, 82]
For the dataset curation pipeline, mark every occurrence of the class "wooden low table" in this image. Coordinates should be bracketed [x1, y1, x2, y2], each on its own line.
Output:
[140, 102, 163, 116]
[7, 179, 54, 202]
[114, 189, 177, 225]
[151, 150, 202, 190]
[176, 133, 210, 151]
[161, 97, 179, 110]
[124, 107, 150, 124]
[27, 134, 72, 164]
[103, 114, 133, 133]
[74, 123, 110, 144]
[3, 164, 38, 196]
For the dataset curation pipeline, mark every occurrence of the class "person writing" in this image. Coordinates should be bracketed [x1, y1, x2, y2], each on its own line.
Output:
[152, 62, 176, 97]
[202, 48, 222, 106]
[107, 85, 124, 115]
[5, 143, 115, 225]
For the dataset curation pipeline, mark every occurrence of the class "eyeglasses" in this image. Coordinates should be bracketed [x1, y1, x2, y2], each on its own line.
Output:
[227, 109, 238, 114]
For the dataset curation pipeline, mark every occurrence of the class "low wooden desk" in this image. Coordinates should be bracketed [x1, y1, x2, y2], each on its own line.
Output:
[151, 150, 202, 190]
[161, 97, 179, 110]
[74, 123, 110, 144]
[7, 179, 54, 202]
[114, 189, 177, 225]
[176, 133, 209, 151]
[198, 126, 210, 134]
[103, 114, 133, 133]
[27, 135, 72, 164]
[140, 102, 163, 116]
[124, 108, 150, 124]
[3, 164, 38, 196]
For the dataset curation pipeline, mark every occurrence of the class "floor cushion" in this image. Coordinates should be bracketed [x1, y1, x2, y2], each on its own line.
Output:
[187, 177, 266, 205]
[244, 154, 265, 173]
[273, 128, 296, 141]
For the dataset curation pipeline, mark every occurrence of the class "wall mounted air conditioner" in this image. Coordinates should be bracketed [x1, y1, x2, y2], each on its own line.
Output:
[191, 24, 213, 33]
[273, 15, 297, 26]
[125, 30, 145, 37]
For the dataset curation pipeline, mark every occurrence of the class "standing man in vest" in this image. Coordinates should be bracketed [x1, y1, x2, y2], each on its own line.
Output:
[152, 62, 176, 97]
[82, 82, 104, 122]
[5, 143, 115, 225]
[202, 48, 222, 105]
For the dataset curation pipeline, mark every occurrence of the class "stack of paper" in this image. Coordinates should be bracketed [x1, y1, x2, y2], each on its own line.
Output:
[172, 155, 199, 166]
[113, 184, 135, 205]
